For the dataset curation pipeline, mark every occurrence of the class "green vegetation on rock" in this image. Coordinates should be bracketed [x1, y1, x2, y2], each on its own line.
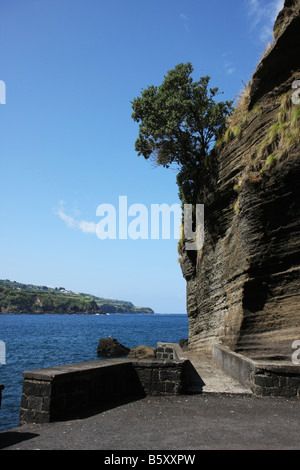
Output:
[0, 280, 154, 314]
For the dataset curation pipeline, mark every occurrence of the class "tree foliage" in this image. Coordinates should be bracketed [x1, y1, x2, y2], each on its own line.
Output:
[131, 63, 233, 203]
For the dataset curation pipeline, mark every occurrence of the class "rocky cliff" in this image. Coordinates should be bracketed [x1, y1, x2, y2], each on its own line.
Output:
[180, 0, 300, 361]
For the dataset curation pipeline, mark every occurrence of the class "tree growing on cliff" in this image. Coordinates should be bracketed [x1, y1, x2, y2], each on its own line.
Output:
[131, 63, 233, 203]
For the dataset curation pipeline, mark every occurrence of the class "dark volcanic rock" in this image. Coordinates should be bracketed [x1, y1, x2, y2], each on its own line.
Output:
[273, 0, 299, 39]
[249, 1, 300, 109]
[97, 338, 130, 357]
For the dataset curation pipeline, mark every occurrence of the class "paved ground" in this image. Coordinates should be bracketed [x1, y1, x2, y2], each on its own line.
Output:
[0, 351, 299, 450]
[1, 394, 299, 450]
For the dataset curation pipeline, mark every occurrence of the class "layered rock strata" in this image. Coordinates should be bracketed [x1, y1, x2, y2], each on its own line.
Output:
[180, 1, 300, 361]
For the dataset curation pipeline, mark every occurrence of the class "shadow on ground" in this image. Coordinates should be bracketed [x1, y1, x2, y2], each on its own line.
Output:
[0, 431, 40, 449]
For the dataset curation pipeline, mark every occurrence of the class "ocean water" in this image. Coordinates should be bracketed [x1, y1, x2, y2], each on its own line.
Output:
[0, 313, 188, 431]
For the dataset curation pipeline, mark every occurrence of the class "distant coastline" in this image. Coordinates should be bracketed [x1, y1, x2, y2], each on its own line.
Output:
[0, 279, 154, 315]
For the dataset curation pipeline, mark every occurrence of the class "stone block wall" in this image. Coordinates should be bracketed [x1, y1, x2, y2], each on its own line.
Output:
[156, 343, 174, 360]
[156, 342, 183, 360]
[19, 357, 187, 425]
[252, 367, 300, 398]
[213, 344, 300, 398]
[20, 360, 144, 425]
[133, 360, 184, 395]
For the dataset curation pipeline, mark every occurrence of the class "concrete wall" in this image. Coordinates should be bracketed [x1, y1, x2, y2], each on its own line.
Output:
[19, 357, 187, 425]
[213, 344, 300, 398]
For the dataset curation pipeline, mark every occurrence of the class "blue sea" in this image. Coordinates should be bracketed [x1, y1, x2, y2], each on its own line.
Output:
[0, 313, 188, 431]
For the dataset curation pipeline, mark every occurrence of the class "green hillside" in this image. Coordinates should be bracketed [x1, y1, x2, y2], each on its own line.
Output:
[0, 280, 154, 314]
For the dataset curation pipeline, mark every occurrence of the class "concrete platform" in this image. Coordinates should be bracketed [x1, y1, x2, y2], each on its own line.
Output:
[177, 349, 253, 395]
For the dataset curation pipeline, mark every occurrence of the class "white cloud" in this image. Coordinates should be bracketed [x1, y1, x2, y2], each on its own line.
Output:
[78, 220, 98, 234]
[54, 202, 97, 235]
[246, 0, 284, 43]
[224, 61, 236, 75]
[222, 52, 236, 76]
[180, 13, 190, 32]
[227, 68, 236, 76]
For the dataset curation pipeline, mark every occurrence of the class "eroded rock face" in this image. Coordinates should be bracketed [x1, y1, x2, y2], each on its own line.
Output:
[249, 0, 300, 109]
[180, 4, 300, 360]
[273, 0, 299, 39]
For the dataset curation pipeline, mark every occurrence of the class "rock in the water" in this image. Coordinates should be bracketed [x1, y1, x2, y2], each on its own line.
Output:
[97, 338, 130, 357]
[128, 345, 156, 359]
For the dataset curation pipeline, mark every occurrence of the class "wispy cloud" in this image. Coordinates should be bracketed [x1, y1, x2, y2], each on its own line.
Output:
[222, 52, 236, 76]
[180, 13, 190, 32]
[224, 61, 236, 76]
[54, 201, 97, 235]
[246, 0, 284, 43]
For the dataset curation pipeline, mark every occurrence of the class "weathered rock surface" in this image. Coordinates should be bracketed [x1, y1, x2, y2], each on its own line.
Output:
[180, 1, 300, 361]
[97, 338, 130, 357]
[128, 345, 156, 359]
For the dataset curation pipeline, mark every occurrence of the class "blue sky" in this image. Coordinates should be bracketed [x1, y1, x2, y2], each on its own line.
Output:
[0, 0, 284, 313]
